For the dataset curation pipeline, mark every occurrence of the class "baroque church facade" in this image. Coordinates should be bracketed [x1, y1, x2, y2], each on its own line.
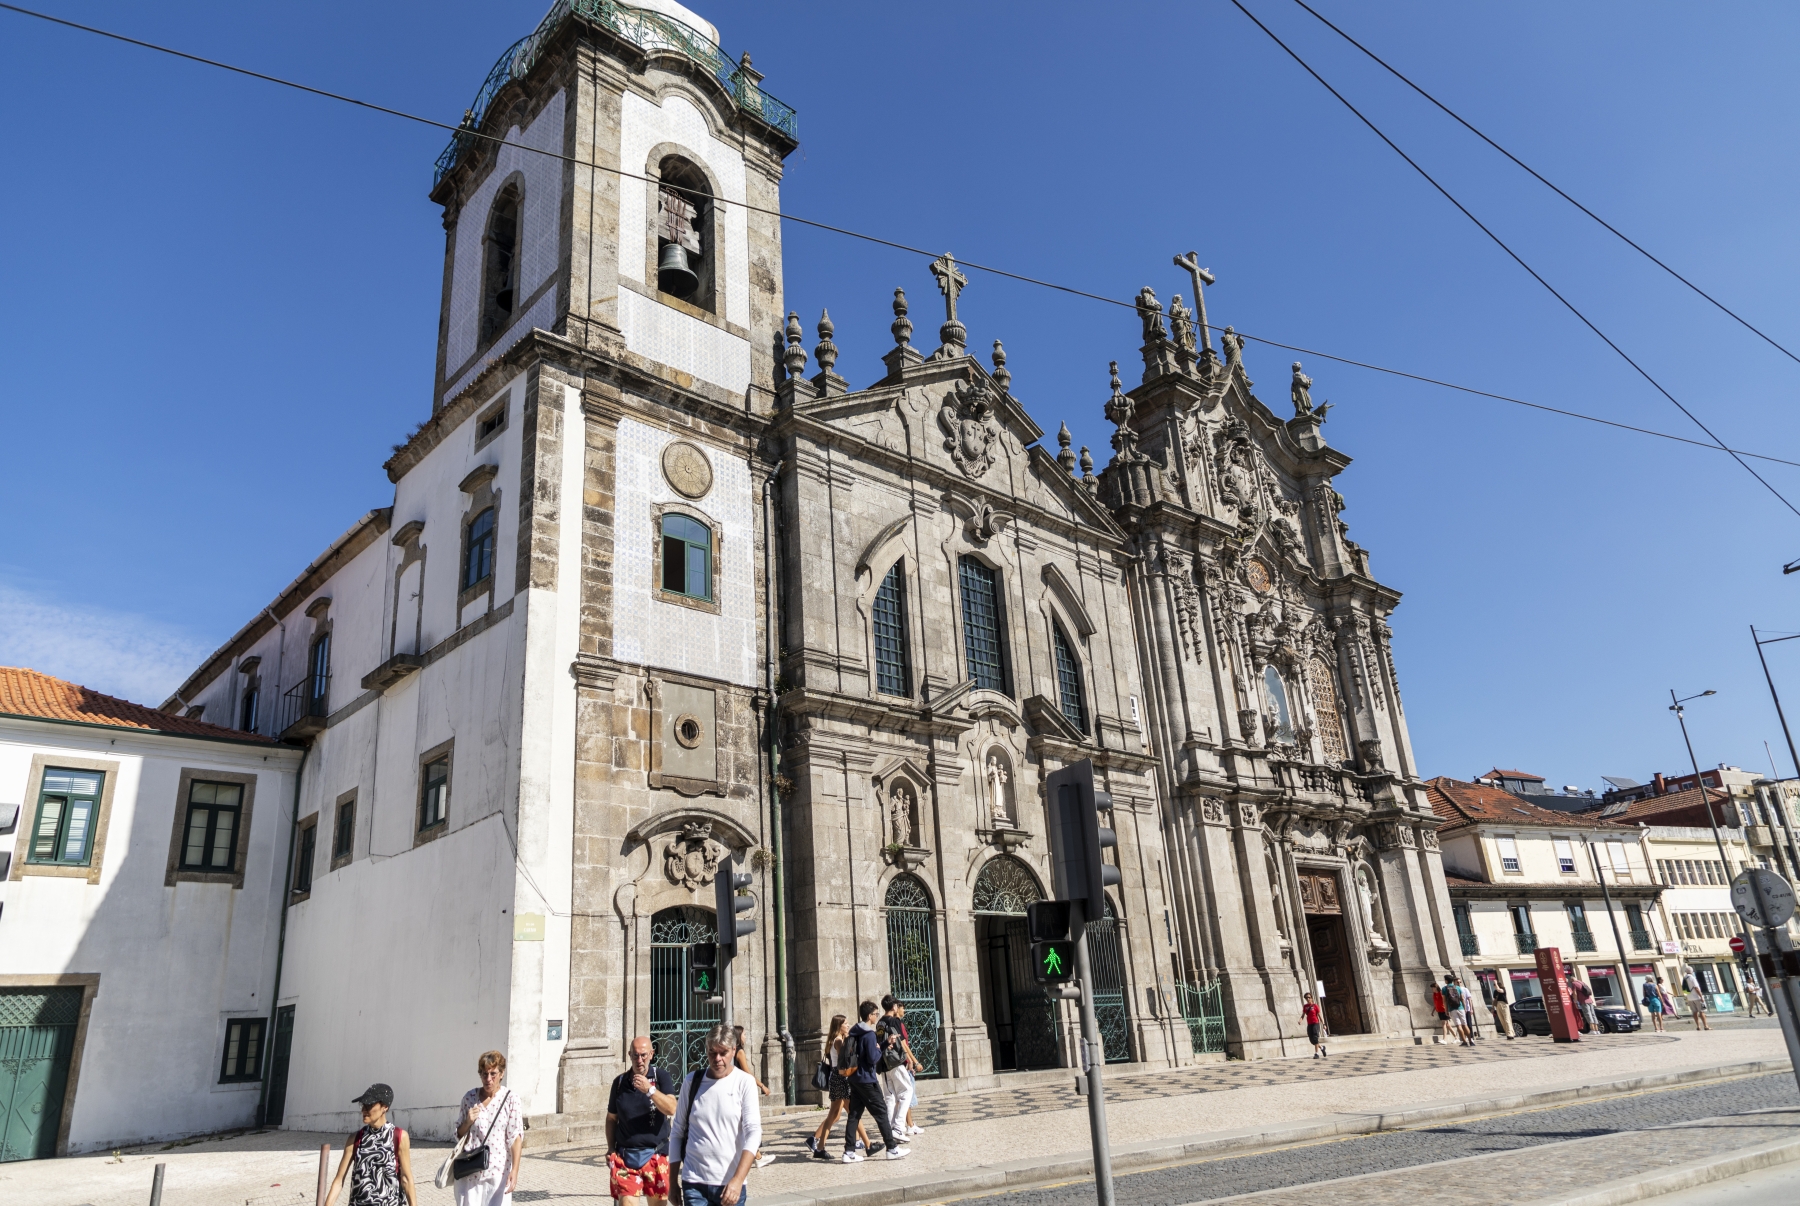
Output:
[159, 0, 1458, 1135]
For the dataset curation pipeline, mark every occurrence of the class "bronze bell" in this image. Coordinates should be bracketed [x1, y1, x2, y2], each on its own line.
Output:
[658, 242, 698, 298]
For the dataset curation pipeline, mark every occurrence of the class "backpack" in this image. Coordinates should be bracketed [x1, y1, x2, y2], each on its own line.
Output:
[835, 1032, 860, 1073]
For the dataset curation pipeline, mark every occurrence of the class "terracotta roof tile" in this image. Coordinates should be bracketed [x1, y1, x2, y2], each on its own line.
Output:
[1610, 786, 1734, 824]
[1425, 776, 1632, 833]
[0, 666, 277, 744]
[1483, 768, 1545, 781]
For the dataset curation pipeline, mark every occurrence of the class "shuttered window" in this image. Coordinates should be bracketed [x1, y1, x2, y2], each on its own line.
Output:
[872, 561, 911, 697]
[1497, 836, 1521, 873]
[29, 769, 102, 866]
[1554, 838, 1576, 874]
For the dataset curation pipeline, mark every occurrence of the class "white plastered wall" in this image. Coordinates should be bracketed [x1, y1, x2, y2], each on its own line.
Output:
[617, 90, 751, 396]
[613, 416, 757, 686]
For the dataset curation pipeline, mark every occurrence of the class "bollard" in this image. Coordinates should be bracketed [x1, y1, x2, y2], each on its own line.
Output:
[149, 1163, 166, 1206]
[317, 1143, 331, 1206]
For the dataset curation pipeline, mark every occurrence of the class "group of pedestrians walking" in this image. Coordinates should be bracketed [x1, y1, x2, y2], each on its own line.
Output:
[806, 996, 924, 1163]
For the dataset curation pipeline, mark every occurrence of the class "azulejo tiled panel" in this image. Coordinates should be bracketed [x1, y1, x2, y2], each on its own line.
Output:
[619, 289, 751, 398]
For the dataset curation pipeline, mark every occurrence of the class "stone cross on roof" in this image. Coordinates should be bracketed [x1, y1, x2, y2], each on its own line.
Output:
[1172, 251, 1215, 352]
[929, 252, 969, 357]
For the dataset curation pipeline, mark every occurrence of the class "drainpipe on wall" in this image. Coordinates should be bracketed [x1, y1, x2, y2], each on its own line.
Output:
[256, 742, 307, 1127]
[762, 460, 795, 1104]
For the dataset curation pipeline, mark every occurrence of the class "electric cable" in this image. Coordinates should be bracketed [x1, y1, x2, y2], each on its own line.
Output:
[1288, 0, 1800, 371]
[1226, 0, 1800, 520]
[2, 3, 1797, 473]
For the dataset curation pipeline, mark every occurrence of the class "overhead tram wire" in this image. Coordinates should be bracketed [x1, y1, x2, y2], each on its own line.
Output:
[1226, 0, 1800, 522]
[2, 3, 1798, 473]
[1288, 0, 1800, 371]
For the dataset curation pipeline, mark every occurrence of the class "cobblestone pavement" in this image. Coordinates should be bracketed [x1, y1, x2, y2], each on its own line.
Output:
[930, 1072, 1800, 1206]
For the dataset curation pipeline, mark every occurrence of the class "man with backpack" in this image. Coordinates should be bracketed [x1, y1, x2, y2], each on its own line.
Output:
[838, 1001, 910, 1163]
[877, 997, 923, 1138]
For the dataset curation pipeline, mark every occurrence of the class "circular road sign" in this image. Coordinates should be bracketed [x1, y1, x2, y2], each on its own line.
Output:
[1729, 934, 1746, 955]
[1732, 868, 1797, 929]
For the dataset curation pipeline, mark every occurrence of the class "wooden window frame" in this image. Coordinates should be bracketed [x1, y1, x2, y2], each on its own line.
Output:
[415, 740, 454, 845]
[164, 768, 259, 889]
[652, 504, 723, 616]
[219, 1016, 266, 1084]
[291, 814, 317, 901]
[463, 505, 497, 593]
[25, 766, 104, 869]
[11, 755, 119, 886]
[331, 790, 356, 870]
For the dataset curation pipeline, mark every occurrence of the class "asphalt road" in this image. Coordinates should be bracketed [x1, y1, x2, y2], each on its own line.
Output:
[940, 1072, 1800, 1206]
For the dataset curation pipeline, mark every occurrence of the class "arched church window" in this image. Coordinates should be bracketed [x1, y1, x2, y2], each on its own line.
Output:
[971, 855, 1042, 915]
[660, 512, 712, 601]
[873, 561, 911, 697]
[480, 184, 520, 345]
[1263, 665, 1294, 744]
[463, 507, 496, 591]
[1053, 623, 1086, 734]
[1308, 654, 1350, 766]
[656, 158, 712, 306]
[959, 557, 1009, 693]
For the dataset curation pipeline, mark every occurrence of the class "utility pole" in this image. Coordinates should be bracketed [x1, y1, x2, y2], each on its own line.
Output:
[1072, 902, 1114, 1206]
[1751, 627, 1800, 881]
[1671, 689, 1760, 1006]
[1587, 839, 1640, 1019]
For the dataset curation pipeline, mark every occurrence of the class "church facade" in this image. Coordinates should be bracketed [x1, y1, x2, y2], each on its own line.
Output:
[156, 0, 1459, 1139]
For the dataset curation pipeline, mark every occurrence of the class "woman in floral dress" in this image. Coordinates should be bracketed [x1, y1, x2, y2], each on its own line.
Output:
[456, 1051, 525, 1206]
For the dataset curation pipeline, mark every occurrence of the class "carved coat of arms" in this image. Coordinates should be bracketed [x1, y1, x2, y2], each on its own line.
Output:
[938, 378, 1000, 478]
[664, 820, 725, 890]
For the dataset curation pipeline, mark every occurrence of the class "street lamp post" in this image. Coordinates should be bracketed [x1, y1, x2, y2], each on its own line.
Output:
[1670, 689, 1760, 1009]
[1586, 837, 1641, 1020]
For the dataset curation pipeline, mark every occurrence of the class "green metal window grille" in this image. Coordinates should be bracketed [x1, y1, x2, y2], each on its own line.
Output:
[872, 561, 910, 697]
[432, 1, 798, 189]
[649, 905, 722, 1074]
[28, 769, 102, 866]
[958, 557, 1006, 692]
[971, 855, 1043, 915]
[1052, 624, 1086, 733]
[293, 823, 316, 896]
[219, 1017, 265, 1083]
[420, 756, 450, 830]
[661, 513, 712, 601]
[180, 781, 243, 872]
[333, 798, 355, 861]
[883, 876, 941, 1077]
[1178, 979, 1227, 1054]
[464, 507, 497, 590]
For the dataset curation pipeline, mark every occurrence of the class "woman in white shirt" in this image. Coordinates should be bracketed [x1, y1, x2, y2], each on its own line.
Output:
[669, 1025, 763, 1206]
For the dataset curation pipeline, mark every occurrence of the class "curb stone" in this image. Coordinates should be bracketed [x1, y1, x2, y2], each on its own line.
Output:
[1518, 1131, 1800, 1206]
[751, 1057, 1793, 1206]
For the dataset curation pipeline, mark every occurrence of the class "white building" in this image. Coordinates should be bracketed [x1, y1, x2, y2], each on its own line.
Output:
[0, 668, 300, 1156]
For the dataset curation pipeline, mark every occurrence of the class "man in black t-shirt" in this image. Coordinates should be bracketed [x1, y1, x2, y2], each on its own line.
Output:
[606, 1036, 679, 1206]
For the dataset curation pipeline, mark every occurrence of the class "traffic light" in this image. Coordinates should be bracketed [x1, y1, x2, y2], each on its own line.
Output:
[690, 941, 719, 998]
[714, 853, 756, 956]
[1045, 758, 1120, 931]
[1032, 939, 1077, 985]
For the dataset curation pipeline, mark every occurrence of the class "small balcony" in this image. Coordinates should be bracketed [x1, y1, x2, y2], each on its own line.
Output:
[1630, 928, 1654, 951]
[1514, 933, 1539, 955]
[277, 675, 331, 740]
[1572, 931, 1597, 953]
[1459, 933, 1480, 957]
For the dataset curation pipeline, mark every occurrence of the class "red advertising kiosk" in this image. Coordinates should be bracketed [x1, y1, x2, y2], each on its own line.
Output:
[1536, 947, 1584, 1042]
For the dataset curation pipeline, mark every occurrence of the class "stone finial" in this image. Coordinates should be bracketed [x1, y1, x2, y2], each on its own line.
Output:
[1079, 445, 1095, 487]
[1104, 361, 1132, 427]
[991, 340, 1011, 393]
[815, 309, 838, 374]
[891, 287, 913, 348]
[783, 311, 808, 377]
[736, 51, 763, 86]
[1057, 422, 1076, 474]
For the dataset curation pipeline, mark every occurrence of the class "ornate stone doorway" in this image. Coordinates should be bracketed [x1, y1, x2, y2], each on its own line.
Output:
[971, 856, 1060, 1071]
[648, 905, 721, 1073]
[1298, 870, 1365, 1036]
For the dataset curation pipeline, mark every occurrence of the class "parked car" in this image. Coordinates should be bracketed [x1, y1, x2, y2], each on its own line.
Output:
[1507, 996, 1642, 1036]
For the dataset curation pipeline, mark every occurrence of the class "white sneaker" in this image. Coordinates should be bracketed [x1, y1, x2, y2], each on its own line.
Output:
[906, 1125, 923, 1135]
[842, 1151, 865, 1163]
[754, 1154, 775, 1168]
[886, 1146, 912, 1160]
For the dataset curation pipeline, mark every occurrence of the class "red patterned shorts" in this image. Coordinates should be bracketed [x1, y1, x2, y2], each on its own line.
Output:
[607, 1152, 669, 1201]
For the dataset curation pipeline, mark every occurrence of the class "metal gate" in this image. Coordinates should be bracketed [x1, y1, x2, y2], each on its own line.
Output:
[0, 988, 80, 1162]
[1085, 899, 1131, 1063]
[649, 906, 721, 1074]
[972, 857, 1059, 1071]
[1177, 980, 1227, 1054]
[884, 876, 942, 1077]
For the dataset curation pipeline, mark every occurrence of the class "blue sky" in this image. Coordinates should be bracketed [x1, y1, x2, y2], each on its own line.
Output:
[3, 0, 1799, 791]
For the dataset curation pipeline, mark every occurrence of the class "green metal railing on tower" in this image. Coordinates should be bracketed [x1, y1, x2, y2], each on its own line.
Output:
[434, 1, 797, 187]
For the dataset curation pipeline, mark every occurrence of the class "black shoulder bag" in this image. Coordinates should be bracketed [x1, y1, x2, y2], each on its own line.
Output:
[671, 1070, 705, 1168]
[452, 1088, 511, 1182]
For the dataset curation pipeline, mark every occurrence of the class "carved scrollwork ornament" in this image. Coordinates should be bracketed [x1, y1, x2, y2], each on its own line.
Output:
[1419, 826, 1440, 851]
[938, 376, 1001, 478]
[1200, 797, 1227, 825]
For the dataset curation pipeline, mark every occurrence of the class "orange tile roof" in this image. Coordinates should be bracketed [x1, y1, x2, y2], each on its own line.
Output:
[0, 666, 278, 744]
[1609, 786, 1734, 824]
[1426, 776, 1632, 833]
[1483, 768, 1544, 781]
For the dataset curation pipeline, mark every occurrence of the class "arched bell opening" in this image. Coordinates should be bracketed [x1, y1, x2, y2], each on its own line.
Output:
[655, 156, 714, 309]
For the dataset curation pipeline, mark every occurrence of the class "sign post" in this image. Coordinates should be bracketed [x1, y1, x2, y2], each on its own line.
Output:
[1534, 947, 1582, 1042]
[1730, 868, 1800, 1094]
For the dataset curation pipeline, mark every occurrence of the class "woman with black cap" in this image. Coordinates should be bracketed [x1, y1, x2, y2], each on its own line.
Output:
[323, 1083, 416, 1206]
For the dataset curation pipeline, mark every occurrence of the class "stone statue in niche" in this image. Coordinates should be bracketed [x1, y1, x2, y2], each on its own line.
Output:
[888, 781, 917, 847]
[985, 753, 1013, 828]
[1354, 863, 1384, 942]
[664, 820, 725, 890]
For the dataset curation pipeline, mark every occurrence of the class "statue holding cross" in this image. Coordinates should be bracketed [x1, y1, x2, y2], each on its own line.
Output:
[1173, 251, 1216, 353]
[930, 252, 969, 357]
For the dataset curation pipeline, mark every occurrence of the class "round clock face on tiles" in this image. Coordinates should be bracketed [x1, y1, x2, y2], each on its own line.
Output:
[662, 441, 714, 499]
[1244, 558, 1272, 594]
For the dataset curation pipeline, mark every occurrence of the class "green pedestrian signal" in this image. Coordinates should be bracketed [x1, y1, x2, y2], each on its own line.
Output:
[1031, 939, 1077, 985]
[691, 966, 716, 996]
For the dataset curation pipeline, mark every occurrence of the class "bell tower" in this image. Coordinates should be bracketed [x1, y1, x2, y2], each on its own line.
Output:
[427, 0, 797, 413]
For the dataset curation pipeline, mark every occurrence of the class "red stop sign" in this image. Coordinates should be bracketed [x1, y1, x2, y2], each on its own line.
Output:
[1730, 935, 1747, 954]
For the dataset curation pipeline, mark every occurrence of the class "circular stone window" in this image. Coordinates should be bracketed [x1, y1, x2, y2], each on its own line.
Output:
[662, 441, 714, 500]
[674, 713, 704, 749]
